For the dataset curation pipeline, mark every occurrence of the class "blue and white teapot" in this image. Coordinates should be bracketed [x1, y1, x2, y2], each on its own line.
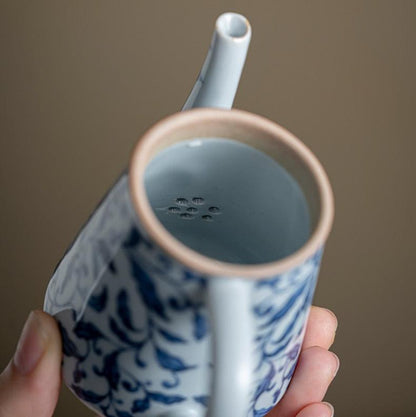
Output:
[44, 12, 334, 417]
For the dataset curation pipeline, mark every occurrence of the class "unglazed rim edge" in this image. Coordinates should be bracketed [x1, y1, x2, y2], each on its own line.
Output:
[129, 108, 334, 279]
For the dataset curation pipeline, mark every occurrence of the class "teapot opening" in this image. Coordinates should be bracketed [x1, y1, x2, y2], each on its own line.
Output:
[129, 109, 334, 278]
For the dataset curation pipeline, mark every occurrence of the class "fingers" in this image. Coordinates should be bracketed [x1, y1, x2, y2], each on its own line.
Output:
[302, 306, 338, 350]
[0, 311, 62, 417]
[295, 402, 334, 417]
[267, 346, 339, 417]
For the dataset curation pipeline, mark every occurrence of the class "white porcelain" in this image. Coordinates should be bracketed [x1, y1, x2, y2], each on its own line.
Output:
[182, 13, 251, 110]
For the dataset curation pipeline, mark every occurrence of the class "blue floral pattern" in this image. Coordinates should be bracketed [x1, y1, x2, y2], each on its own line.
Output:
[45, 175, 324, 417]
[54, 226, 212, 417]
[250, 249, 322, 416]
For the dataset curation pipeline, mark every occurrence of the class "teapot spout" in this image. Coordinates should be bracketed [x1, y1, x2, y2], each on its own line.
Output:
[182, 13, 251, 111]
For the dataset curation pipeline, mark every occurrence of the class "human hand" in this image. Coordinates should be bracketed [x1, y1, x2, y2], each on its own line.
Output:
[0, 311, 61, 416]
[0, 307, 338, 417]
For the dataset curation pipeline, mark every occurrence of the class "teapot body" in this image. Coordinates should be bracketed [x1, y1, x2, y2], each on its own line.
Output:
[45, 174, 322, 417]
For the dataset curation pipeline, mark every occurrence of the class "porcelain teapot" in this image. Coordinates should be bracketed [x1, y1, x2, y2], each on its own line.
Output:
[44, 12, 334, 417]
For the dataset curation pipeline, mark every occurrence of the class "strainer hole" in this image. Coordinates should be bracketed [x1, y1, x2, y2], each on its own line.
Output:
[192, 197, 205, 205]
[168, 206, 181, 213]
[176, 197, 188, 206]
[208, 206, 221, 214]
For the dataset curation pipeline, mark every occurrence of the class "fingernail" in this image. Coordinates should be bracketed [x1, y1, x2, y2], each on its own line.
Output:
[331, 352, 340, 378]
[14, 311, 46, 375]
[324, 308, 338, 332]
[324, 308, 338, 324]
[322, 402, 334, 417]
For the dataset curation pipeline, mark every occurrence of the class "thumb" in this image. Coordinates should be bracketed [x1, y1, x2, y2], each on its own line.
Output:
[0, 311, 62, 417]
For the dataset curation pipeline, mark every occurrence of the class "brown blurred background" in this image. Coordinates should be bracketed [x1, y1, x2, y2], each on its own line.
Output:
[1, 1, 415, 416]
